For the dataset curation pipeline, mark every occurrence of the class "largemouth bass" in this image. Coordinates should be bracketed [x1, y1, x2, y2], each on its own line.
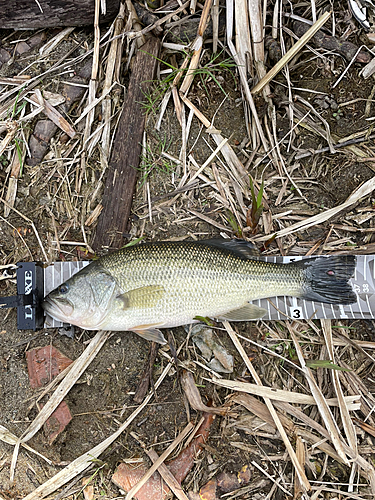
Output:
[43, 240, 357, 344]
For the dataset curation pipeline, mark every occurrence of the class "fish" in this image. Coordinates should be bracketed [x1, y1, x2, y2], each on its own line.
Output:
[42, 239, 357, 344]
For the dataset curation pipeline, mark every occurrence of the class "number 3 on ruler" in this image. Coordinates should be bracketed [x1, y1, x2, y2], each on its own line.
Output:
[290, 307, 303, 319]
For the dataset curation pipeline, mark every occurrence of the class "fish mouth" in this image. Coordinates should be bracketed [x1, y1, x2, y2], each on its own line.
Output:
[42, 297, 74, 321]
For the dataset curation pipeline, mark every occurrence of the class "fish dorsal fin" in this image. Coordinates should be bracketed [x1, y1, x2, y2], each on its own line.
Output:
[117, 285, 165, 309]
[197, 238, 260, 259]
[218, 303, 267, 321]
[131, 325, 167, 344]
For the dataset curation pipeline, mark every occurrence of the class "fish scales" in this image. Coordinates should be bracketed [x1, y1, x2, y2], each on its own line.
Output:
[43, 240, 357, 343]
[98, 242, 303, 325]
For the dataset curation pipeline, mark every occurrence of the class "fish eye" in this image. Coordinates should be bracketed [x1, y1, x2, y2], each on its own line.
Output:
[58, 283, 69, 294]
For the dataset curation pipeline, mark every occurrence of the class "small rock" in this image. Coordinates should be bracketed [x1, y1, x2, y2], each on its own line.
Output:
[15, 41, 31, 55]
[28, 31, 47, 49]
[0, 48, 11, 64]
[190, 324, 234, 373]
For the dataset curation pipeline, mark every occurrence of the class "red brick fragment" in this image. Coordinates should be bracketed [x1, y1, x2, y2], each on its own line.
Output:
[26, 346, 73, 444]
[43, 400, 72, 445]
[26, 346, 73, 388]
[112, 413, 216, 500]
[112, 463, 171, 500]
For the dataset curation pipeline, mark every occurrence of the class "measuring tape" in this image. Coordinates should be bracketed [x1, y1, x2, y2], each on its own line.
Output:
[0, 256, 372, 331]
[252, 255, 373, 321]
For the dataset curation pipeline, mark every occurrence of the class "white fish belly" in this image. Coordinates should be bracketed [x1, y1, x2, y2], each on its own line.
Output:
[100, 269, 297, 331]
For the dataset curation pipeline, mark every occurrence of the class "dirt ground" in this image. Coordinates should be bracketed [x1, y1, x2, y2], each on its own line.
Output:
[1, 1, 375, 499]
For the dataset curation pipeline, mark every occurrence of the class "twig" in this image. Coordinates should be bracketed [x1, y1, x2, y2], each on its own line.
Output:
[251, 460, 292, 496]
[22, 341, 187, 500]
[251, 11, 331, 94]
[129, 1, 190, 38]
[130, 432, 190, 500]
[333, 45, 375, 89]
[223, 321, 311, 492]
[0, 196, 47, 261]
[295, 133, 375, 159]
[253, 175, 375, 241]
[189, 138, 228, 182]
[180, 94, 248, 186]
[125, 422, 194, 500]
[10, 331, 111, 481]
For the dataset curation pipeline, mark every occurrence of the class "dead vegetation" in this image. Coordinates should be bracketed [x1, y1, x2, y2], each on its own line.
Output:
[1, 0, 375, 498]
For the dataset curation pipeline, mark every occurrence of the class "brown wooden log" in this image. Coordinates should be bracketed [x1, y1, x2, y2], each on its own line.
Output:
[0, 0, 120, 29]
[92, 36, 161, 251]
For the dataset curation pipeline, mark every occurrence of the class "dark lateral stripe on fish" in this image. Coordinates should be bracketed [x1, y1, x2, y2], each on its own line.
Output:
[295, 255, 356, 304]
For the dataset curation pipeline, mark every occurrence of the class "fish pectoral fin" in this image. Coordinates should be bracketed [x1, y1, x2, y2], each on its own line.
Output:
[218, 303, 267, 321]
[117, 285, 165, 309]
[131, 324, 167, 344]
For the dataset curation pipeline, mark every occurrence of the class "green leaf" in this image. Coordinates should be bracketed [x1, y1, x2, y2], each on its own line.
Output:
[226, 210, 242, 238]
[248, 177, 264, 234]
[122, 237, 145, 249]
[193, 316, 215, 326]
[14, 138, 23, 177]
[306, 359, 351, 371]
[256, 182, 264, 209]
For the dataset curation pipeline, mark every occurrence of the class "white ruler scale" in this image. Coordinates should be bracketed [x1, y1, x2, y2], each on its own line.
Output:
[43, 256, 373, 328]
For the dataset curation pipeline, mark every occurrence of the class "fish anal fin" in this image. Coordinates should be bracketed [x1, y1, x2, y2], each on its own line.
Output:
[218, 303, 267, 321]
[131, 324, 167, 344]
[117, 285, 165, 309]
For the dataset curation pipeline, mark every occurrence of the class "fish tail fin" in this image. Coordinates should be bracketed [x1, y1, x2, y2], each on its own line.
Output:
[296, 255, 357, 304]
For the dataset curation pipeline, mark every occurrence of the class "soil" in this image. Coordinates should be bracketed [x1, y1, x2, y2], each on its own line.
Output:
[1, 5, 375, 499]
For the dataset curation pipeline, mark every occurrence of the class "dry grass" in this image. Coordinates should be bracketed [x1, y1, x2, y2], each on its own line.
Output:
[1, 0, 375, 499]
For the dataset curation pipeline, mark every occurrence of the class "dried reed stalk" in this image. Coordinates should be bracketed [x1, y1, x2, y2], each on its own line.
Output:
[82, 0, 101, 147]
[211, 378, 360, 409]
[179, 0, 213, 95]
[288, 326, 349, 464]
[125, 422, 194, 500]
[234, 0, 252, 71]
[226, 0, 269, 153]
[223, 321, 311, 492]
[321, 320, 358, 453]
[101, 3, 126, 159]
[251, 11, 331, 94]
[22, 346, 184, 500]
